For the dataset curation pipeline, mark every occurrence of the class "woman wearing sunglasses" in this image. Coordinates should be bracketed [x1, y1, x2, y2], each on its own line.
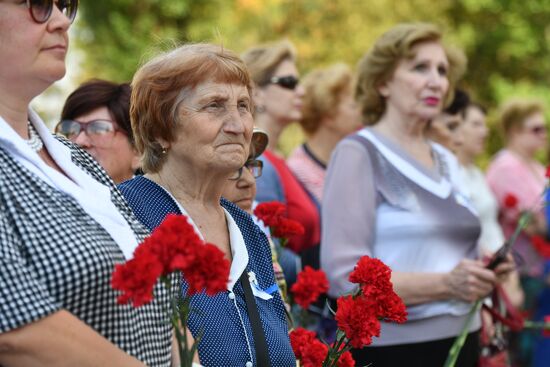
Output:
[242, 41, 319, 284]
[0, 2, 173, 366]
[221, 129, 289, 302]
[486, 99, 548, 367]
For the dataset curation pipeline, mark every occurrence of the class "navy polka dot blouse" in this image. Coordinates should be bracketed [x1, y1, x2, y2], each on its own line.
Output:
[119, 176, 295, 367]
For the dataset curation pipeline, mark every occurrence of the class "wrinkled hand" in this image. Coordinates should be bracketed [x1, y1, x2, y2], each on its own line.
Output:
[445, 259, 498, 302]
[491, 254, 515, 283]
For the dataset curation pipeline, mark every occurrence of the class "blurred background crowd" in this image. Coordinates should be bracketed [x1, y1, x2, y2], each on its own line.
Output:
[4, 1, 550, 366]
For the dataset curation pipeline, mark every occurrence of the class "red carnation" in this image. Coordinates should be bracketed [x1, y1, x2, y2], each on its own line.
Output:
[112, 214, 230, 305]
[135, 214, 203, 274]
[290, 328, 317, 360]
[300, 338, 328, 367]
[336, 350, 355, 367]
[111, 247, 163, 307]
[503, 193, 519, 209]
[254, 201, 287, 227]
[272, 217, 305, 241]
[531, 236, 550, 259]
[183, 242, 231, 295]
[349, 256, 392, 297]
[377, 292, 408, 323]
[546, 165, 550, 179]
[291, 266, 329, 309]
[254, 201, 306, 252]
[544, 315, 550, 337]
[335, 295, 381, 348]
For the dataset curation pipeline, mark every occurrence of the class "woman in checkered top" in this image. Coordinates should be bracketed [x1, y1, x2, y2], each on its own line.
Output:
[0, 1, 173, 366]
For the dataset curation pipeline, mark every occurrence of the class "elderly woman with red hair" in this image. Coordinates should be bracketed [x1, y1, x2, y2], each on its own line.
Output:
[119, 44, 295, 367]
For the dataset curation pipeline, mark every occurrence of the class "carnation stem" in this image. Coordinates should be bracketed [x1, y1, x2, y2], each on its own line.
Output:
[443, 300, 482, 367]
[523, 320, 550, 332]
[322, 332, 348, 367]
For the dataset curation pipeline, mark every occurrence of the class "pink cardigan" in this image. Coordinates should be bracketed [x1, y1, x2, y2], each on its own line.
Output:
[486, 149, 546, 277]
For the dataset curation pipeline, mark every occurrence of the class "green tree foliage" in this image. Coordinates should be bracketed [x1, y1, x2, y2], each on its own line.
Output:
[445, 0, 550, 159]
[76, 0, 222, 81]
[75, 0, 550, 158]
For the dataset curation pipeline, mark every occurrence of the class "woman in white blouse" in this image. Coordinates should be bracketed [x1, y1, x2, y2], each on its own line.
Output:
[457, 102, 524, 306]
[0, 2, 173, 366]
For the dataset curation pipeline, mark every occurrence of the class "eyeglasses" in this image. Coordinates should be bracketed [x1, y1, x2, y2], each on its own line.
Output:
[269, 75, 300, 90]
[55, 119, 121, 140]
[229, 159, 263, 181]
[26, 0, 78, 24]
[528, 125, 547, 135]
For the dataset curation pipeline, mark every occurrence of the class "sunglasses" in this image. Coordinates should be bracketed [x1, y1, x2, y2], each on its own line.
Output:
[528, 125, 547, 135]
[269, 75, 300, 90]
[55, 119, 121, 140]
[26, 0, 78, 24]
[229, 159, 263, 181]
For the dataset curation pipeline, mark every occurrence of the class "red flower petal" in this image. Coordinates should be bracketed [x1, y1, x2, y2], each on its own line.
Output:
[531, 236, 550, 259]
[290, 266, 329, 309]
[544, 315, 550, 337]
[112, 213, 230, 306]
[503, 193, 519, 209]
[253, 201, 287, 227]
[335, 295, 381, 348]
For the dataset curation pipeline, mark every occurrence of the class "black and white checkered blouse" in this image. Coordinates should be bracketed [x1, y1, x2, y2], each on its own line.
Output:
[0, 138, 172, 366]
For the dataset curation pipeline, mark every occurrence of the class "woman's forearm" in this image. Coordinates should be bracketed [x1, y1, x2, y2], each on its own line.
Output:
[0, 310, 145, 367]
[391, 272, 451, 305]
[392, 258, 500, 305]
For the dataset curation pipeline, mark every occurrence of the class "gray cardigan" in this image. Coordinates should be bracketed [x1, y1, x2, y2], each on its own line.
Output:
[321, 128, 481, 346]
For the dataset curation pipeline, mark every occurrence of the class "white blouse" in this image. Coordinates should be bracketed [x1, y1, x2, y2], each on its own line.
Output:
[0, 110, 139, 259]
[461, 164, 505, 254]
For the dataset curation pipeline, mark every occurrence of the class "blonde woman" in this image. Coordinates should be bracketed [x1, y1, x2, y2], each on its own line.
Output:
[321, 23, 513, 366]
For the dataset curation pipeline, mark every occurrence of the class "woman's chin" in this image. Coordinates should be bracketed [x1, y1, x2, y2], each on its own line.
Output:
[41, 66, 67, 85]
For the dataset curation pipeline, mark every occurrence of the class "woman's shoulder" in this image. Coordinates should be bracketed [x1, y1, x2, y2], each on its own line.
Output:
[118, 176, 179, 231]
[487, 149, 525, 174]
[55, 136, 115, 188]
[332, 129, 375, 158]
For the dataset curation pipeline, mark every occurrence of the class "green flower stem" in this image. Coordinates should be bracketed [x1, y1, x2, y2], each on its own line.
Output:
[322, 331, 351, 367]
[509, 212, 532, 246]
[443, 191, 546, 366]
[523, 320, 550, 332]
[162, 274, 195, 367]
[329, 340, 351, 367]
[443, 300, 482, 367]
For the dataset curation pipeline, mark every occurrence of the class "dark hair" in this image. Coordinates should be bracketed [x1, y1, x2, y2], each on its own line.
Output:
[443, 88, 470, 117]
[61, 79, 133, 144]
[468, 101, 487, 115]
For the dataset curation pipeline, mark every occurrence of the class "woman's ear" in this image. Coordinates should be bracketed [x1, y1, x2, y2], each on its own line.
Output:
[252, 87, 268, 114]
[130, 147, 141, 172]
[377, 82, 390, 98]
[154, 138, 171, 155]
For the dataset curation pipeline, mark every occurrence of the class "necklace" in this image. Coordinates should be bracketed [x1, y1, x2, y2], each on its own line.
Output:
[26, 122, 44, 152]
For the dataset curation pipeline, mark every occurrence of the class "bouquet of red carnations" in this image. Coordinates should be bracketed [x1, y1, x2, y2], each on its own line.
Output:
[290, 256, 407, 367]
[254, 201, 306, 252]
[111, 214, 230, 367]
